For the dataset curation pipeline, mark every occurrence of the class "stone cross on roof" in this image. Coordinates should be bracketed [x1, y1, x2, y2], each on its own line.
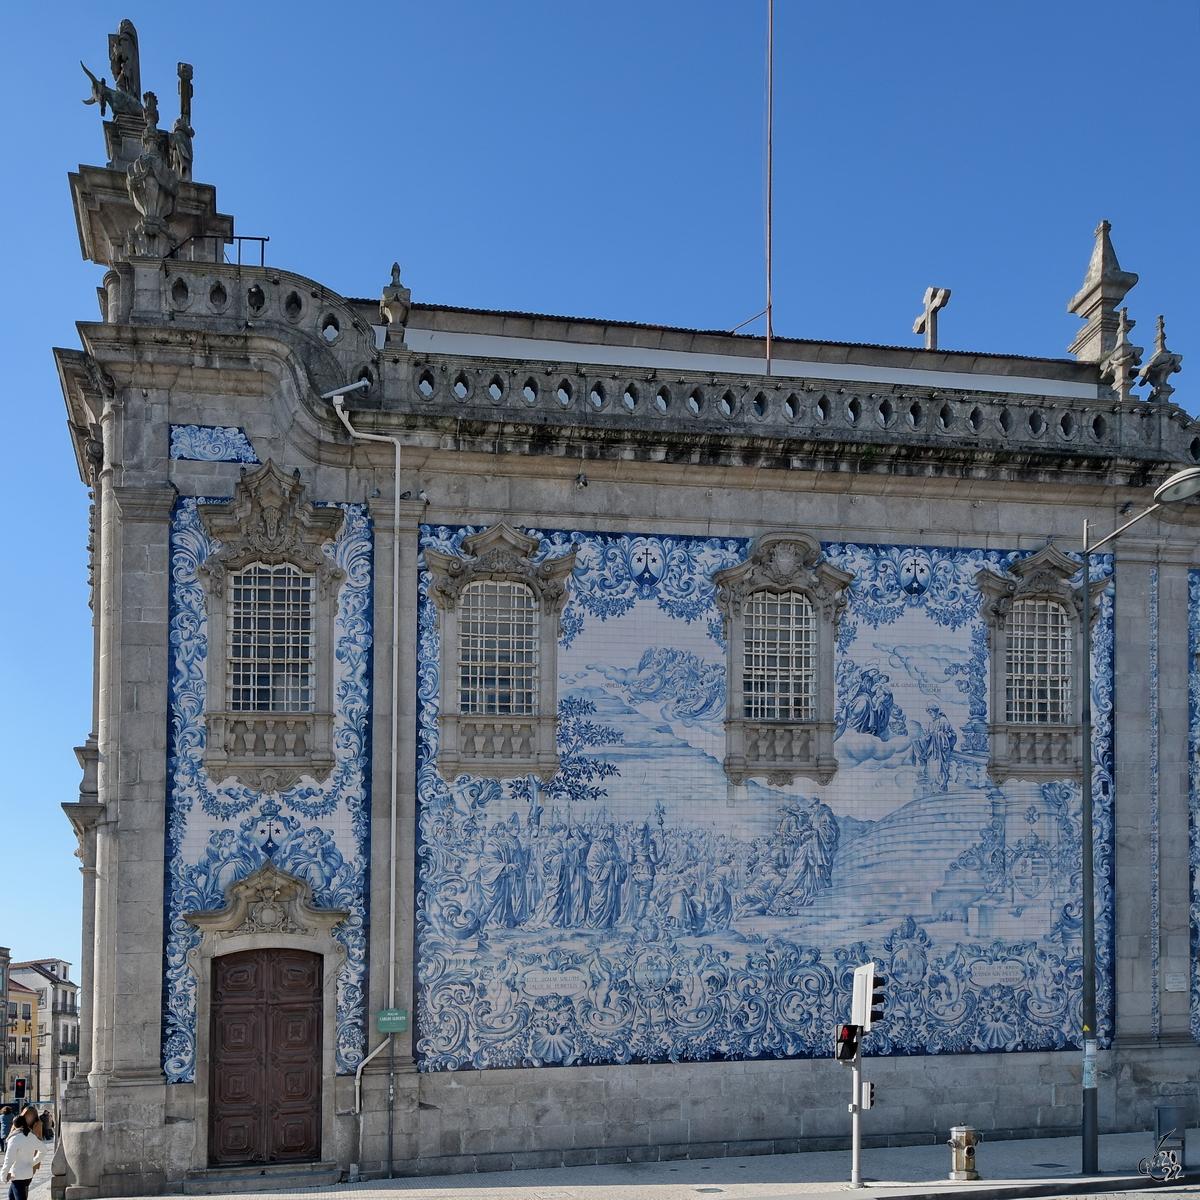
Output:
[912, 287, 951, 351]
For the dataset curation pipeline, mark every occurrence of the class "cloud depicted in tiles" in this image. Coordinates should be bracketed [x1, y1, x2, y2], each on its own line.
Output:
[587, 647, 725, 728]
[876, 642, 973, 696]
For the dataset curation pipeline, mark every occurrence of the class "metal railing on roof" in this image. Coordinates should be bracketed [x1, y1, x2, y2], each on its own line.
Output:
[166, 235, 269, 267]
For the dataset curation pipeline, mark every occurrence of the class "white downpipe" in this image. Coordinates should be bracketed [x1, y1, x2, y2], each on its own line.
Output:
[322, 379, 402, 1177]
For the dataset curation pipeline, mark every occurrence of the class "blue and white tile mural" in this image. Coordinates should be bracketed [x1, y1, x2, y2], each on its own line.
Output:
[169, 424, 261, 463]
[162, 497, 372, 1082]
[415, 527, 1115, 1070]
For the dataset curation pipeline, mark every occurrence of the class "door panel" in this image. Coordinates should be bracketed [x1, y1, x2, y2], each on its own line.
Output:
[209, 948, 323, 1166]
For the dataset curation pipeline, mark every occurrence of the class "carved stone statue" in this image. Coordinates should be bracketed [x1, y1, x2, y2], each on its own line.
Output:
[81, 19, 144, 118]
[126, 91, 178, 256]
[1138, 315, 1183, 404]
[110, 20, 141, 98]
[169, 62, 195, 182]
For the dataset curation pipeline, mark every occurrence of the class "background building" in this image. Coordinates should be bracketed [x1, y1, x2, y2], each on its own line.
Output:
[11, 961, 80, 1104]
[7, 980, 39, 1104]
[53, 19, 1197, 1199]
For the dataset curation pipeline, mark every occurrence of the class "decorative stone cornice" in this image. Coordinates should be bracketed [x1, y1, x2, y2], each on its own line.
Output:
[198, 460, 344, 597]
[424, 522, 576, 617]
[111, 485, 177, 523]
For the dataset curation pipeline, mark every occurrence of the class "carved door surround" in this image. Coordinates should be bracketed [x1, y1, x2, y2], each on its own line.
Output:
[713, 531, 854, 785]
[197, 461, 345, 792]
[184, 860, 347, 1173]
[424, 523, 576, 781]
[976, 542, 1104, 783]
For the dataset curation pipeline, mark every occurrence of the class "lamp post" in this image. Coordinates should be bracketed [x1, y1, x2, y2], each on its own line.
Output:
[1079, 465, 1200, 1174]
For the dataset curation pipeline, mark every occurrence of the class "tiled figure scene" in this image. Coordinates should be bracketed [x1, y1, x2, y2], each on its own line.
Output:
[416, 527, 1114, 1070]
[161, 497, 373, 1083]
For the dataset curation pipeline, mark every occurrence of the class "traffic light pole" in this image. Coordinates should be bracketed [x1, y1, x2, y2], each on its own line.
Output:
[850, 1048, 863, 1188]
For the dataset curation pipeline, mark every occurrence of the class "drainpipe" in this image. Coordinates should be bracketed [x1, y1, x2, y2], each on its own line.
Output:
[321, 379, 402, 1179]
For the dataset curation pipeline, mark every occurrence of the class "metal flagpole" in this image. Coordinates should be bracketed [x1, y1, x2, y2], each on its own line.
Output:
[765, 0, 774, 376]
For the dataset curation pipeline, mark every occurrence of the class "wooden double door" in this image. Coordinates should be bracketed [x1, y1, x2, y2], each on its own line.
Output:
[209, 948, 323, 1166]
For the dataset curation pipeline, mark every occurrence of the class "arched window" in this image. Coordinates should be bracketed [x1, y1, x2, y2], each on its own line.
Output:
[457, 580, 538, 716]
[228, 563, 315, 712]
[1005, 598, 1071, 724]
[742, 590, 816, 721]
[425, 523, 576, 781]
[712, 532, 854, 785]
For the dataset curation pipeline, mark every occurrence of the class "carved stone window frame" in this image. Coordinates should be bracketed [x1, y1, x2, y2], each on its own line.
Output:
[976, 543, 1101, 783]
[183, 861, 347, 1174]
[197, 461, 345, 792]
[425, 523, 576, 781]
[713, 531, 854, 785]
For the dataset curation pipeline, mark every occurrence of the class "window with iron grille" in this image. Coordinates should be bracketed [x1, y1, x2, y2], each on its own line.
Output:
[458, 581, 538, 715]
[228, 564, 314, 711]
[1006, 598, 1071, 723]
[742, 590, 817, 720]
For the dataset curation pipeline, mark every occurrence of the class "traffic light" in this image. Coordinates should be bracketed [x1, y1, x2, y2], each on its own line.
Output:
[13, 1078, 25, 1101]
[851, 961, 886, 1032]
[862, 1081, 875, 1110]
[835, 1023, 861, 1062]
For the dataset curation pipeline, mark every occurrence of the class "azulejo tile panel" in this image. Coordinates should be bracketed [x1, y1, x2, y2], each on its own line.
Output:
[415, 527, 1115, 1070]
[162, 496, 372, 1083]
[169, 424, 260, 463]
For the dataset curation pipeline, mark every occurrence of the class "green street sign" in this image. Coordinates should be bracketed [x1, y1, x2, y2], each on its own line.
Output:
[377, 1008, 408, 1033]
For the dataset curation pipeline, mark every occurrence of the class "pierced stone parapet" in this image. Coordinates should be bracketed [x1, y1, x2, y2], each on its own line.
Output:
[395, 354, 1200, 473]
[203, 712, 334, 792]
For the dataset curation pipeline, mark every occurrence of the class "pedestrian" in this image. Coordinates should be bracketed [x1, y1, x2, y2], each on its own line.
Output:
[1, 1110, 41, 1200]
[0, 1109, 11, 1152]
[37, 1112, 51, 1143]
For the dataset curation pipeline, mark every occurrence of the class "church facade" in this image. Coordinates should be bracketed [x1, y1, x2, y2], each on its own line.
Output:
[55, 21, 1199, 1198]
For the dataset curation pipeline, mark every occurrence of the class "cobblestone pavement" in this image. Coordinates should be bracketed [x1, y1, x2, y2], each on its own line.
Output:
[85, 1131, 1193, 1200]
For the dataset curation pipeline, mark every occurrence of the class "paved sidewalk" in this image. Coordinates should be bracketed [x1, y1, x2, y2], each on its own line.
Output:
[123, 1131, 1194, 1200]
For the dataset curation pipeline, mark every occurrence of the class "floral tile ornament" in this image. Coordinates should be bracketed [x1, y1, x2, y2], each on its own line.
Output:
[161, 496, 372, 1083]
[414, 528, 1115, 1070]
[169, 424, 260, 463]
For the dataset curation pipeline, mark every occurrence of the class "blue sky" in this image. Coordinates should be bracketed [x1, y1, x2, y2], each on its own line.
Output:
[1, 1, 1195, 965]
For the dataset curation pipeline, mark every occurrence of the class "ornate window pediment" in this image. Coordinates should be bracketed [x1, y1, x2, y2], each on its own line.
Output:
[198, 460, 344, 597]
[425, 523, 575, 781]
[976, 542, 1100, 783]
[713, 532, 854, 785]
[197, 462, 344, 791]
[183, 860, 349, 942]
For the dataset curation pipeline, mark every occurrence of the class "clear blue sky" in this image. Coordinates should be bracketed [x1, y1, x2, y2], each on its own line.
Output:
[1, 1, 1195, 966]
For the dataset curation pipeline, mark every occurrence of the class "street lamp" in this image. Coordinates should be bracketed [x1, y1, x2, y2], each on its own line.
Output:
[1079, 465, 1200, 1174]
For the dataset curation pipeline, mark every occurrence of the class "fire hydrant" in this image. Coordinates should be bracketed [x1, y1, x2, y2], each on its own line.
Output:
[947, 1126, 981, 1181]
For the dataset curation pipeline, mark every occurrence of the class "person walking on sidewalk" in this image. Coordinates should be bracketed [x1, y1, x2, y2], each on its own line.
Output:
[2, 1111, 41, 1200]
[0, 1109, 12, 1153]
[37, 1113, 51, 1144]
